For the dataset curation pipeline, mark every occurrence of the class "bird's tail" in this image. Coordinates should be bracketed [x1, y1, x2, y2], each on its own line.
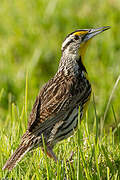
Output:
[2, 132, 33, 171]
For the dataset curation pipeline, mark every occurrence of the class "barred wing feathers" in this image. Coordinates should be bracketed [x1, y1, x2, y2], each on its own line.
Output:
[27, 72, 91, 134]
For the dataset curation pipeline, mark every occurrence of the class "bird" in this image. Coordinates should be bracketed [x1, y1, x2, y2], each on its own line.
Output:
[3, 26, 110, 171]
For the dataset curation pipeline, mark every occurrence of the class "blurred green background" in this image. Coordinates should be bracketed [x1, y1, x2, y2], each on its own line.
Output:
[0, 0, 120, 129]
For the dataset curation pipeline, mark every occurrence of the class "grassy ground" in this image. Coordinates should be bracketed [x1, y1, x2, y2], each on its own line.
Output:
[0, 0, 120, 179]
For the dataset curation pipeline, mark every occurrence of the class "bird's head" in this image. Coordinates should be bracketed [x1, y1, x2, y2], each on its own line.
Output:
[61, 26, 110, 59]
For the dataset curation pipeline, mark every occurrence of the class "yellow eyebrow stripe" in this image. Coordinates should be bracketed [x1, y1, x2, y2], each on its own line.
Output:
[73, 31, 88, 36]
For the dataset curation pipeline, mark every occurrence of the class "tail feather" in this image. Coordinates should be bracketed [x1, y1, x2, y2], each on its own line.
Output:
[2, 141, 32, 171]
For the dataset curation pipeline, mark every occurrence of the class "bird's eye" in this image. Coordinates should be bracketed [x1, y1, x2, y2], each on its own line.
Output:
[74, 35, 79, 40]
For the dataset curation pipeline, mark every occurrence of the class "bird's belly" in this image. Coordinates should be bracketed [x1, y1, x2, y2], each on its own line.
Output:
[53, 93, 91, 144]
[53, 106, 82, 143]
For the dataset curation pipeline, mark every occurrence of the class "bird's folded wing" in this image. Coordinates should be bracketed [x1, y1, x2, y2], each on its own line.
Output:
[27, 74, 87, 133]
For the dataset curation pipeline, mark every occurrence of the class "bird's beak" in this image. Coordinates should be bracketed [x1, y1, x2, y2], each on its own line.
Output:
[83, 26, 111, 42]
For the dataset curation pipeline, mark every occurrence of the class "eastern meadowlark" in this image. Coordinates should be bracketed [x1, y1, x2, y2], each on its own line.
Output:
[3, 26, 110, 171]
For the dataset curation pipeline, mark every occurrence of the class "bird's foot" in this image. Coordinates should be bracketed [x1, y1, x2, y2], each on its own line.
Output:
[42, 146, 57, 162]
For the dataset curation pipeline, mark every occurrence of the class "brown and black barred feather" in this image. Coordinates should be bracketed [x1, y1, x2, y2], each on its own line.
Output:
[3, 26, 110, 171]
[3, 66, 91, 170]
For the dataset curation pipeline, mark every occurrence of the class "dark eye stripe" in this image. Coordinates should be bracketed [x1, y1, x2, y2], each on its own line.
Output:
[74, 35, 79, 40]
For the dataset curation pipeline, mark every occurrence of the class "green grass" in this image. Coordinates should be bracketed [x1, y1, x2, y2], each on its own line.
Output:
[0, 0, 120, 179]
[1, 95, 120, 179]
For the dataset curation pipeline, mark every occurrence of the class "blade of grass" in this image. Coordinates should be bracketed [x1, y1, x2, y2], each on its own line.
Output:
[25, 71, 28, 125]
[103, 75, 120, 129]
[79, 147, 91, 180]
[94, 143, 100, 180]
[83, 111, 93, 152]
[56, 160, 61, 180]
[107, 167, 110, 180]
[8, 92, 12, 118]
[114, 170, 118, 180]
[93, 94, 101, 179]
[0, 88, 4, 101]
[11, 103, 16, 124]
[42, 134, 50, 180]
[77, 107, 83, 180]
[101, 145, 113, 174]
[111, 105, 120, 142]
[64, 157, 69, 180]
[93, 94, 99, 145]
[77, 107, 91, 180]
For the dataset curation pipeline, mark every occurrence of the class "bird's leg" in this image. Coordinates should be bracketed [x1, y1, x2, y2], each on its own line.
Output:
[68, 151, 74, 163]
[42, 146, 57, 162]
[47, 146, 58, 162]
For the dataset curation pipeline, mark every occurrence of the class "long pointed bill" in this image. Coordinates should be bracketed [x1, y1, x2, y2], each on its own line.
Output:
[83, 26, 111, 42]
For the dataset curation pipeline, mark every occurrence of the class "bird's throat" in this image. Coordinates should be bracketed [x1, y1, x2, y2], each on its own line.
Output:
[58, 47, 88, 76]
[79, 39, 91, 59]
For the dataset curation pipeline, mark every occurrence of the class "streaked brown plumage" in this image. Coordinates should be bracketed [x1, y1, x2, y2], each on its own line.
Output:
[3, 26, 110, 171]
